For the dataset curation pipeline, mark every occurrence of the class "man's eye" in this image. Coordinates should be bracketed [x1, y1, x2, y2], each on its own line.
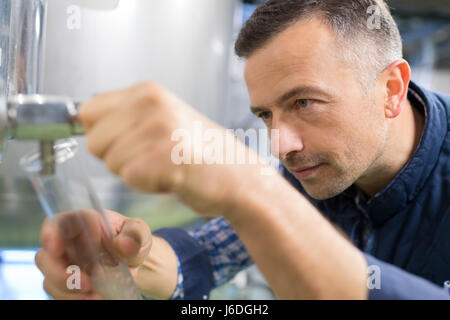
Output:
[294, 99, 313, 109]
[258, 111, 272, 120]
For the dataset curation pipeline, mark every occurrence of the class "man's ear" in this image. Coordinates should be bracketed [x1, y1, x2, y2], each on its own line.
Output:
[381, 59, 411, 119]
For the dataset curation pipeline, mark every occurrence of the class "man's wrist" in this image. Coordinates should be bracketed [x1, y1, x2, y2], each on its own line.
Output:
[134, 236, 179, 300]
[225, 163, 284, 226]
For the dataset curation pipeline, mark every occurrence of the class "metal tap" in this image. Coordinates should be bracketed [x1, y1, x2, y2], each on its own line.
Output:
[0, 1, 123, 176]
[0, 95, 84, 175]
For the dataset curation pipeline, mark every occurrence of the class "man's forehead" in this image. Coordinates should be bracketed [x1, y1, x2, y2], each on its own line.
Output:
[245, 18, 341, 76]
[244, 18, 342, 103]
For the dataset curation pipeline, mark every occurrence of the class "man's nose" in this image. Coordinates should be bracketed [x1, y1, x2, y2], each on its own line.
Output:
[270, 121, 304, 159]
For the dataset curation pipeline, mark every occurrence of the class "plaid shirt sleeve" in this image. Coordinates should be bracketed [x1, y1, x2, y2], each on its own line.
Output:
[187, 217, 253, 287]
[154, 217, 253, 300]
[170, 254, 185, 300]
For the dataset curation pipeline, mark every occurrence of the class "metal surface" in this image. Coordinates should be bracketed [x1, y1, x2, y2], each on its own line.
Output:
[39, 141, 55, 175]
[1, 94, 83, 174]
[0, 0, 48, 165]
[0, 1, 10, 160]
[43, 0, 236, 122]
[7, 0, 47, 95]
[0, 85, 6, 160]
[5, 95, 82, 140]
[0, 1, 10, 98]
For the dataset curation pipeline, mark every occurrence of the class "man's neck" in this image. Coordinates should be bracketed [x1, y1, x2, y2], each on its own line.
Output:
[355, 97, 425, 198]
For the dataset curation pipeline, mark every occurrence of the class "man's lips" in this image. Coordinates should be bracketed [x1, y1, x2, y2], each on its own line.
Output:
[290, 164, 323, 179]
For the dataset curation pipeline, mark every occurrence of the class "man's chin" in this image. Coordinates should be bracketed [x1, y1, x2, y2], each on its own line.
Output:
[300, 180, 350, 200]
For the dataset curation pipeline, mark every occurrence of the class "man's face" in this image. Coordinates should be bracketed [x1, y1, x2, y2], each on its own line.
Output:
[245, 18, 388, 200]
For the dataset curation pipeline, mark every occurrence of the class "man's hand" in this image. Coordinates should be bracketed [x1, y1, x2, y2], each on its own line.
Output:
[78, 82, 271, 217]
[35, 210, 177, 300]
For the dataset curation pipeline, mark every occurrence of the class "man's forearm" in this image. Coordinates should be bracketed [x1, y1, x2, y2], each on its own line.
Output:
[226, 165, 369, 300]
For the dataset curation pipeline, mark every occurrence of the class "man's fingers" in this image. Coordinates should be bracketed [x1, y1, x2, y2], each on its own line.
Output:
[35, 249, 93, 294]
[77, 90, 127, 131]
[40, 218, 64, 258]
[85, 109, 141, 160]
[114, 218, 152, 267]
[103, 126, 157, 175]
[78, 82, 159, 132]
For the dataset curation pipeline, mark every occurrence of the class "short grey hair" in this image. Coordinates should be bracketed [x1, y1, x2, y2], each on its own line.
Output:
[235, 0, 403, 85]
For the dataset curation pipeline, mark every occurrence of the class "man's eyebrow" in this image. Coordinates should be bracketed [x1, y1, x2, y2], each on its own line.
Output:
[276, 85, 333, 105]
[250, 106, 269, 115]
[250, 85, 334, 113]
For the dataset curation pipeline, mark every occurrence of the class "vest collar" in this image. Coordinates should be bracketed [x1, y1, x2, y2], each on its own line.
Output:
[359, 81, 448, 225]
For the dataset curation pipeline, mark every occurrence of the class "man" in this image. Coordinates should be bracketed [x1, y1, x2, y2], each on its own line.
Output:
[36, 0, 450, 299]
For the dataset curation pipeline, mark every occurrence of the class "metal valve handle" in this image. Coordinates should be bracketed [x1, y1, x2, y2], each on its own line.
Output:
[0, 94, 84, 174]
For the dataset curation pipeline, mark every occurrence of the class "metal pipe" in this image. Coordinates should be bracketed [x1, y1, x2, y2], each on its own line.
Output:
[3, 94, 84, 174]
[7, 0, 48, 96]
[0, 0, 48, 169]
[39, 140, 55, 175]
[0, 1, 10, 98]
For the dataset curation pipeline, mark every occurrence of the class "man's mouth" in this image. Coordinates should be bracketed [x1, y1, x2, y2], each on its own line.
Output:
[290, 164, 323, 180]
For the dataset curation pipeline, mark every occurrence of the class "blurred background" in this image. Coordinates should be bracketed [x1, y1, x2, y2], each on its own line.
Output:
[0, 0, 449, 300]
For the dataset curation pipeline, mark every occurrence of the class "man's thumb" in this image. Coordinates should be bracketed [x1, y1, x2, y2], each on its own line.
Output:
[114, 218, 152, 267]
